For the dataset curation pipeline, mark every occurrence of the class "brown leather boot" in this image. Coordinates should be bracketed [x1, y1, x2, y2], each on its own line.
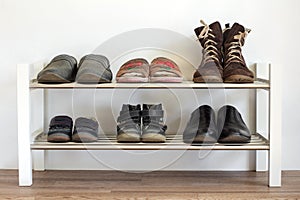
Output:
[223, 23, 254, 83]
[193, 20, 223, 83]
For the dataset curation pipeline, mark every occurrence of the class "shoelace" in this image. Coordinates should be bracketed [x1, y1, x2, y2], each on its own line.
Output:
[225, 28, 251, 67]
[197, 20, 220, 63]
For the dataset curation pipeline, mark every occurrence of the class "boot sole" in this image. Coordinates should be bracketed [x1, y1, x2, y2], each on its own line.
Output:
[141, 133, 166, 143]
[38, 73, 71, 83]
[117, 133, 140, 142]
[224, 75, 254, 83]
[193, 76, 223, 83]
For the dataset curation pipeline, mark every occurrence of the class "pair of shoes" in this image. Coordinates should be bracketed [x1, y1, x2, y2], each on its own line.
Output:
[116, 57, 183, 83]
[183, 105, 251, 143]
[117, 104, 167, 143]
[47, 116, 99, 143]
[37, 54, 112, 84]
[193, 20, 254, 83]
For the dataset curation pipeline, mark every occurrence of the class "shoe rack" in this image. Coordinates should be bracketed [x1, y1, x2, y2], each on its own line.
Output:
[17, 62, 281, 187]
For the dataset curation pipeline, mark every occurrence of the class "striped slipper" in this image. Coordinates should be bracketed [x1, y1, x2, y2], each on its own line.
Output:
[150, 57, 183, 83]
[116, 58, 149, 83]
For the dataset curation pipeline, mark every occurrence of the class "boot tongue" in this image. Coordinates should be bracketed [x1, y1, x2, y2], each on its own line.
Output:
[224, 23, 245, 43]
[209, 21, 223, 46]
[194, 21, 222, 48]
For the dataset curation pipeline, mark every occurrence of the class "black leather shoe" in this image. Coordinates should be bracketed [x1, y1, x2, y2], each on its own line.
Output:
[217, 105, 251, 143]
[117, 104, 141, 142]
[183, 105, 218, 144]
[141, 104, 167, 143]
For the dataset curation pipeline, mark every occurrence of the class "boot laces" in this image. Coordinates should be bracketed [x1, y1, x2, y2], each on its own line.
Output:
[225, 28, 251, 66]
[197, 20, 219, 63]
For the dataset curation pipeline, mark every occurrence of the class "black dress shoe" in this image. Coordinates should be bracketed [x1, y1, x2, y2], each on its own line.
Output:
[217, 105, 251, 143]
[141, 104, 167, 143]
[117, 104, 141, 142]
[183, 105, 218, 143]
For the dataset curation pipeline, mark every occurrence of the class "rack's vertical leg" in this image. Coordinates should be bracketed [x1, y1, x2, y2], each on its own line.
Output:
[256, 90, 268, 171]
[32, 89, 45, 171]
[33, 150, 45, 171]
[255, 63, 269, 172]
[269, 63, 282, 187]
[17, 64, 32, 186]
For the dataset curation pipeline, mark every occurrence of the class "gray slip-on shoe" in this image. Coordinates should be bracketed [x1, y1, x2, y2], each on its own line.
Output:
[37, 54, 77, 83]
[76, 54, 112, 84]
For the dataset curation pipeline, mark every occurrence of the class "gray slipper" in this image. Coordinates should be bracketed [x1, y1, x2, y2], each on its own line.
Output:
[37, 54, 77, 83]
[76, 54, 112, 84]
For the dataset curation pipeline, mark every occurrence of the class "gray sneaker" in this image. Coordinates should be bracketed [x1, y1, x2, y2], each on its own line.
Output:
[72, 117, 99, 142]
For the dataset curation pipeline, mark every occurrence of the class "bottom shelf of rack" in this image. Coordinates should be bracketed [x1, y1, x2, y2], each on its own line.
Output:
[31, 133, 269, 150]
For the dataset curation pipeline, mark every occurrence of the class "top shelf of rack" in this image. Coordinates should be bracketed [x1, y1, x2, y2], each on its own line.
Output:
[29, 80, 270, 89]
[30, 80, 270, 89]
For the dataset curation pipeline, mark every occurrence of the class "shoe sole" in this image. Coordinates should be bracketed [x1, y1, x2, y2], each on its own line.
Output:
[38, 73, 71, 83]
[72, 132, 98, 143]
[224, 75, 254, 83]
[141, 133, 166, 143]
[76, 73, 111, 84]
[149, 77, 183, 83]
[116, 77, 149, 83]
[193, 76, 223, 83]
[47, 133, 71, 142]
[184, 134, 217, 144]
[218, 134, 251, 143]
[117, 133, 140, 142]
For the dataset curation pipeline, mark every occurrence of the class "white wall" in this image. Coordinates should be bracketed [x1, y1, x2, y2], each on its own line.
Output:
[0, 0, 299, 170]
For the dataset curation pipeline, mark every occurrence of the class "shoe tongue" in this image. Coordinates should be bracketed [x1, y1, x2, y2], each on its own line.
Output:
[122, 104, 140, 111]
[143, 104, 162, 110]
[224, 23, 245, 42]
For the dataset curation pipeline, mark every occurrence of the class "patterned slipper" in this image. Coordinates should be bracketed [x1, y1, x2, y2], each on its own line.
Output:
[150, 57, 183, 83]
[116, 58, 149, 83]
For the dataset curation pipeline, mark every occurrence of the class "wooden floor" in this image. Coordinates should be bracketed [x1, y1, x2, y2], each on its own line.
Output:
[0, 170, 300, 200]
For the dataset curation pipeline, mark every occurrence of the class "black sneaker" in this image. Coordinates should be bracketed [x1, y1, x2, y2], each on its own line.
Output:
[47, 116, 73, 142]
[72, 117, 99, 143]
[117, 104, 141, 142]
[141, 104, 167, 143]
